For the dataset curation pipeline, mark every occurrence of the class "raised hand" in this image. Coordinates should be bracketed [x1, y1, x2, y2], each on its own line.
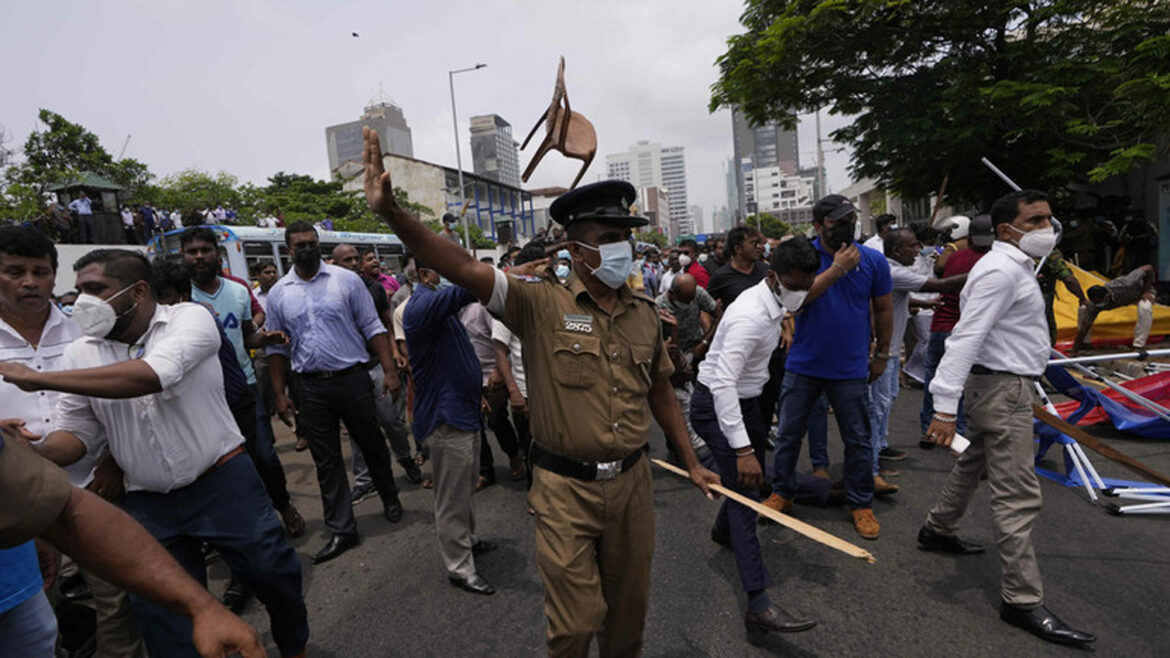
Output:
[363, 127, 399, 219]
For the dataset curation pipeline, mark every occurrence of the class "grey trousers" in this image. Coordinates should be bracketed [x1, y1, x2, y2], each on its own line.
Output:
[427, 423, 480, 579]
[82, 569, 148, 658]
[925, 373, 1044, 606]
[352, 364, 412, 487]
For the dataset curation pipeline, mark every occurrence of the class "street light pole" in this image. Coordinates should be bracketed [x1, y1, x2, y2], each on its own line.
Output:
[449, 63, 486, 249]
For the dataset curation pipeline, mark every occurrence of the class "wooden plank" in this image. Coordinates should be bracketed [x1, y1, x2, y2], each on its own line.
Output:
[651, 458, 876, 564]
[1032, 404, 1170, 488]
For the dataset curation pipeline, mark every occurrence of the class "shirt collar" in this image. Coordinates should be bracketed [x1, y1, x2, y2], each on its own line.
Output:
[290, 262, 331, 284]
[0, 303, 73, 347]
[567, 271, 636, 311]
[754, 279, 785, 321]
[991, 240, 1032, 265]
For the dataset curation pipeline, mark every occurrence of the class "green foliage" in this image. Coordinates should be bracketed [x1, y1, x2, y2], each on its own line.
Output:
[148, 169, 242, 215]
[711, 0, 1170, 206]
[422, 217, 496, 249]
[636, 228, 669, 249]
[747, 213, 793, 239]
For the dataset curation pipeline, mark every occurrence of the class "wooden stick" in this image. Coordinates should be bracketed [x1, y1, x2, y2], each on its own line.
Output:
[929, 176, 949, 225]
[651, 458, 876, 564]
[1032, 404, 1170, 488]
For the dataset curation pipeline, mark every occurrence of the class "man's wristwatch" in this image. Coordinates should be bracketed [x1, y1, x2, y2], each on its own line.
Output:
[873, 352, 894, 360]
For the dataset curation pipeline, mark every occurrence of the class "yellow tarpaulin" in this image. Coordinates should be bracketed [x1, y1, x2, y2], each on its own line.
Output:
[1053, 264, 1170, 344]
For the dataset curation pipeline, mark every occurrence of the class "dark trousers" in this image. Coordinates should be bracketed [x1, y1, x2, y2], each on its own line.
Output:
[120, 454, 308, 657]
[920, 331, 967, 436]
[753, 345, 788, 465]
[79, 215, 96, 243]
[690, 388, 772, 594]
[229, 385, 291, 510]
[479, 384, 530, 476]
[773, 372, 874, 508]
[293, 368, 399, 535]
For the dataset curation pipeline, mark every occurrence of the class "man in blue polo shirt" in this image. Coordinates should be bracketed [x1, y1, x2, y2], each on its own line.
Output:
[764, 195, 894, 540]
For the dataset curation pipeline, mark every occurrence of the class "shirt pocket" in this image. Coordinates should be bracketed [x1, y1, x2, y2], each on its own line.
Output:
[552, 333, 601, 389]
[625, 343, 656, 396]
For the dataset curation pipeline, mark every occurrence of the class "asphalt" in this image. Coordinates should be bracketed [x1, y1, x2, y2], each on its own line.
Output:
[223, 387, 1170, 657]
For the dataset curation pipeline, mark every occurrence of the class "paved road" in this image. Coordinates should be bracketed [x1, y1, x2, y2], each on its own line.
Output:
[227, 388, 1170, 657]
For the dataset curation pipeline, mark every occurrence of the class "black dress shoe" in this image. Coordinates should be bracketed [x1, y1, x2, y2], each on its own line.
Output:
[471, 540, 498, 555]
[917, 525, 986, 555]
[711, 526, 732, 550]
[399, 457, 423, 484]
[220, 578, 253, 613]
[745, 604, 817, 644]
[311, 533, 360, 565]
[384, 496, 404, 523]
[1000, 602, 1096, 646]
[449, 573, 495, 596]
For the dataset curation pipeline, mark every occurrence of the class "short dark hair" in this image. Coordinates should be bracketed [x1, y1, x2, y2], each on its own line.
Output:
[875, 214, 898, 231]
[73, 249, 152, 288]
[0, 225, 58, 271]
[990, 190, 1048, 227]
[179, 226, 218, 249]
[883, 227, 916, 257]
[1087, 286, 1108, 305]
[515, 242, 548, 266]
[769, 236, 819, 276]
[357, 246, 376, 258]
[284, 221, 317, 245]
[151, 257, 192, 298]
[915, 224, 939, 243]
[723, 226, 757, 261]
[251, 260, 276, 275]
[679, 239, 698, 250]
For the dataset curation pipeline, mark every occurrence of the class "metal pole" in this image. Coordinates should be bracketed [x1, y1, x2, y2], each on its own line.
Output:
[1046, 349, 1170, 367]
[815, 108, 826, 198]
[1050, 350, 1170, 422]
[449, 71, 470, 249]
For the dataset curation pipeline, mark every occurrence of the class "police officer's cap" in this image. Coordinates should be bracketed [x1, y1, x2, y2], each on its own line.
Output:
[549, 180, 649, 228]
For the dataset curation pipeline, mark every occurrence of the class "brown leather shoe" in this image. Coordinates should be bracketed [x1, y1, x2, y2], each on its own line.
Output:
[851, 508, 880, 540]
[509, 454, 527, 481]
[761, 493, 793, 515]
[811, 468, 830, 480]
[294, 437, 309, 452]
[280, 503, 306, 538]
[874, 475, 900, 496]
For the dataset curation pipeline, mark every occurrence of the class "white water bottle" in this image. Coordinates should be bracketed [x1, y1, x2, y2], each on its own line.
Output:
[950, 434, 970, 454]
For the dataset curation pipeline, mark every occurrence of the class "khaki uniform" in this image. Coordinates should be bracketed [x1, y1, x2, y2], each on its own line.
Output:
[498, 270, 672, 657]
[0, 436, 72, 548]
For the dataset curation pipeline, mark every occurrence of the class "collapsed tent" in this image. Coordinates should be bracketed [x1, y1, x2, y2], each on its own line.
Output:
[1052, 264, 1170, 347]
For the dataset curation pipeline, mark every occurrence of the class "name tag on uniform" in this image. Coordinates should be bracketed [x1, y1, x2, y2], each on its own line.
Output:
[563, 313, 594, 334]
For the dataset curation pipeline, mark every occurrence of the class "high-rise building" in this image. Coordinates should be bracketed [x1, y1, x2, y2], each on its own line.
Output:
[637, 186, 671, 239]
[326, 100, 413, 177]
[743, 166, 816, 218]
[724, 158, 740, 225]
[689, 205, 705, 234]
[731, 109, 798, 218]
[469, 114, 521, 188]
[606, 141, 690, 230]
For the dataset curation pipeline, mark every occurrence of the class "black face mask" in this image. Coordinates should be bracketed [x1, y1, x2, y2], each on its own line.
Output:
[293, 244, 321, 269]
[826, 220, 855, 250]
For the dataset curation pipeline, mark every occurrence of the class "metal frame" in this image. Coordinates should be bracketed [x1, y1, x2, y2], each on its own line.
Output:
[1103, 487, 1170, 515]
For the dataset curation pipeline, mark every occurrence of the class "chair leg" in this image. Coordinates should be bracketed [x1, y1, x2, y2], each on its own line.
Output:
[569, 150, 595, 190]
[520, 113, 547, 150]
[522, 137, 555, 183]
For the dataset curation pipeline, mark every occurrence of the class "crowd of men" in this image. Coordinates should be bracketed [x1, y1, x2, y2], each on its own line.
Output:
[4, 128, 1159, 655]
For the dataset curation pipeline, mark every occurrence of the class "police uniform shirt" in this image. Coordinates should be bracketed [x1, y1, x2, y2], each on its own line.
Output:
[0, 436, 72, 548]
[486, 267, 673, 462]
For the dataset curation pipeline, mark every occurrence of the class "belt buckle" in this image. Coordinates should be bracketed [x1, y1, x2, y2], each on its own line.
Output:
[595, 460, 621, 481]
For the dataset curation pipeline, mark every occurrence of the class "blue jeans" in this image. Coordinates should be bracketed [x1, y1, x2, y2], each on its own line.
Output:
[920, 331, 967, 436]
[0, 591, 56, 658]
[807, 394, 829, 470]
[773, 372, 874, 508]
[690, 387, 772, 595]
[120, 454, 308, 657]
[868, 358, 900, 475]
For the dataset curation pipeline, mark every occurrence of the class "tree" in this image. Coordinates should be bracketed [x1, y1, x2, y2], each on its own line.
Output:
[150, 169, 242, 216]
[745, 213, 793, 239]
[711, 1, 1170, 207]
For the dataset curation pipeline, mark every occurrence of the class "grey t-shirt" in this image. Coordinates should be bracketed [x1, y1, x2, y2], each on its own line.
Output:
[655, 287, 718, 351]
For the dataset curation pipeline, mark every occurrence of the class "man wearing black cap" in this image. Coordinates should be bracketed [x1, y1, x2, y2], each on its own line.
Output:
[361, 127, 720, 657]
[764, 194, 893, 541]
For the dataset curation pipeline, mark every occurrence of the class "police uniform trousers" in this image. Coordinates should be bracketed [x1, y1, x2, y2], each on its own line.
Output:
[925, 372, 1045, 606]
[529, 455, 654, 658]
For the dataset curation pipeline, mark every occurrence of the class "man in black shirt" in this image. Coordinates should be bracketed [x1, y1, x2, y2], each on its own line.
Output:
[707, 227, 769, 310]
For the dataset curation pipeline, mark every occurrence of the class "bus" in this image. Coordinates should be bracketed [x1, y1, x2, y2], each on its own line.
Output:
[147, 225, 406, 280]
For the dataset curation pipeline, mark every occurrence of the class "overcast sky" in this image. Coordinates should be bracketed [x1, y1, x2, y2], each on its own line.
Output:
[2, 0, 854, 232]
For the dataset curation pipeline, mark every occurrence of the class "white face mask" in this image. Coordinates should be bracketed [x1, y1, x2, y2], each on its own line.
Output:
[574, 240, 634, 289]
[72, 284, 137, 338]
[678, 254, 692, 268]
[1006, 224, 1057, 259]
[772, 280, 808, 313]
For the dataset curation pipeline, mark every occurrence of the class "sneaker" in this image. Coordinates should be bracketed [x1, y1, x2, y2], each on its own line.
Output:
[294, 437, 309, 452]
[879, 447, 907, 461]
[850, 508, 880, 540]
[874, 475, 900, 496]
[878, 467, 901, 477]
[350, 483, 376, 506]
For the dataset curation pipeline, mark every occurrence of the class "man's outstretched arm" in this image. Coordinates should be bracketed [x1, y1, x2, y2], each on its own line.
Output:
[364, 127, 496, 303]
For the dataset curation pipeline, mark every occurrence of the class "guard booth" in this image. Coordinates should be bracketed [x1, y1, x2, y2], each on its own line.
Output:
[49, 172, 126, 243]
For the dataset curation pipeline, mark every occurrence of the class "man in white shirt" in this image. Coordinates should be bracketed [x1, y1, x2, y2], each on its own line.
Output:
[923, 190, 1095, 647]
[691, 237, 822, 642]
[0, 249, 309, 658]
[862, 213, 897, 251]
[869, 228, 967, 494]
[69, 191, 95, 243]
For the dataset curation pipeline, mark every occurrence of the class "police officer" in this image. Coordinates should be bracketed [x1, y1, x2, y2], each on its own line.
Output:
[0, 430, 264, 657]
[361, 127, 720, 657]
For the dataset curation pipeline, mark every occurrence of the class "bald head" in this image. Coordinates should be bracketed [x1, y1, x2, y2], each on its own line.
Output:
[331, 244, 360, 273]
[670, 273, 697, 303]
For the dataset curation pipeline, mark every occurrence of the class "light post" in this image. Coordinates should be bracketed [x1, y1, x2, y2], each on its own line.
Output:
[449, 63, 487, 249]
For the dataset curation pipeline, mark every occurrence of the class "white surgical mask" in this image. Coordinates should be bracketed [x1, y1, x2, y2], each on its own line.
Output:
[72, 284, 137, 338]
[698, 253, 709, 263]
[772, 280, 808, 313]
[1006, 224, 1057, 259]
[679, 254, 692, 268]
[555, 264, 570, 280]
[574, 240, 633, 289]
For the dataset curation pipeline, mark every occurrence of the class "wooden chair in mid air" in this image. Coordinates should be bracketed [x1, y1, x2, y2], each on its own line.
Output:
[520, 57, 597, 190]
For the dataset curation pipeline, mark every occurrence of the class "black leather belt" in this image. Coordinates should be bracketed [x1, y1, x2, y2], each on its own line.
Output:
[971, 364, 1040, 381]
[530, 443, 647, 481]
[299, 363, 366, 380]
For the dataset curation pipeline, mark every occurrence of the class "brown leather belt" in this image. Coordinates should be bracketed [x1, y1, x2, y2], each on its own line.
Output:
[195, 445, 245, 483]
